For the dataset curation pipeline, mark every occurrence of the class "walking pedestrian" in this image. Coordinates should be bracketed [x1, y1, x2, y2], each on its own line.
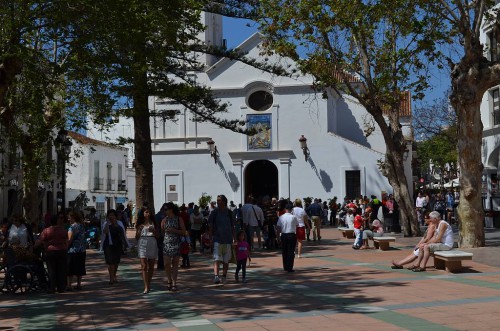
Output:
[208, 194, 236, 284]
[161, 202, 186, 292]
[277, 202, 298, 272]
[102, 209, 126, 285]
[67, 211, 86, 291]
[135, 207, 158, 294]
[36, 212, 68, 294]
[234, 230, 250, 283]
[292, 198, 310, 258]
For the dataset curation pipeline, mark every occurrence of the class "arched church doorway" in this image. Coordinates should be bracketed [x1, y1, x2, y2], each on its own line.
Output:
[244, 160, 278, 202]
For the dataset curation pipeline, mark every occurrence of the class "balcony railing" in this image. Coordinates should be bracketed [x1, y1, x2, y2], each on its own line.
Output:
[118, 181, 127, 191]
[494, 110, 500, 126]
[106, 179, 115, 191]
[93, 178, 103, 190]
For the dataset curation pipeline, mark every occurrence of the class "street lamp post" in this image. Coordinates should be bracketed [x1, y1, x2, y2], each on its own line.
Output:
[55, 129, 72, 212]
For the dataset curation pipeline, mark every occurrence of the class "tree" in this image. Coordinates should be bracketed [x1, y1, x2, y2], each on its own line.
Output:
[426, 0, 500, 247]
[0, 1, 121, 223]
[257, 0, 446, 236]
[413, 91, 457, 142]
[413, 93, 458, 188]
[74, 0, 286, 211]
[1, 1, 76, 223]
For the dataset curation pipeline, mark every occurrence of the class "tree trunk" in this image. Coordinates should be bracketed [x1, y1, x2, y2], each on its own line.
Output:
[0, 56, 23, 110]
[451, 88, 484, 248]
[21, 143, 41, 227]
[133, 77, 154, 212]
[384, 143, 421, 237]
[370, 108, 421, 237]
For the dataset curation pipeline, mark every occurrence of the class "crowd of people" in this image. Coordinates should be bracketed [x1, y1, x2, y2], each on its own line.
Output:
[0, 190, 461, 294]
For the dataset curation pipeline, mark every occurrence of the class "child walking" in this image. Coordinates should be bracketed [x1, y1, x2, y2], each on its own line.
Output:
[235, 230, 251, 283]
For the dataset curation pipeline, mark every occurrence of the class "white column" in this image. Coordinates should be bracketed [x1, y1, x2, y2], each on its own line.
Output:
[232, 159, 244, 204]
[279, 158, 291, 199]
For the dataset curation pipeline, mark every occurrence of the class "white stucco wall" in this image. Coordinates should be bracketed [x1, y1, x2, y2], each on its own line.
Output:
[65, 137, 134, 210]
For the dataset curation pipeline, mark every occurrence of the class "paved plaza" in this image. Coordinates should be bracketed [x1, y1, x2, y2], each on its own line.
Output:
[2, 226, 500, 331]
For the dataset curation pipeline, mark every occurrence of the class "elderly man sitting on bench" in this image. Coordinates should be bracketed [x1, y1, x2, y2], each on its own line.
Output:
[411, 211, 454, 272]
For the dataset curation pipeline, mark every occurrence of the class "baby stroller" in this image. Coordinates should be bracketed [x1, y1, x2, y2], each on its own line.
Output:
[85, 226, 99, 249]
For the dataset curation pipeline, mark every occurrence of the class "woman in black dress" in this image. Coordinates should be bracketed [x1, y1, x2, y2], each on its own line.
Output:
[102, 209, 126, 284]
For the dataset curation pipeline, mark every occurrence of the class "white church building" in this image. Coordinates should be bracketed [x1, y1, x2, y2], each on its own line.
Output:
[146, 14, 412, 207]
[87, 13, 413, 208]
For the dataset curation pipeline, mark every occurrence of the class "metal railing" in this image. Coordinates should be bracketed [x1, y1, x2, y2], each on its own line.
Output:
[93, 178, 103, 190]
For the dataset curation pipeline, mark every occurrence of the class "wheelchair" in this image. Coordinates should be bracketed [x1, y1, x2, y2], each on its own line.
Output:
[1, 246, 48, 294]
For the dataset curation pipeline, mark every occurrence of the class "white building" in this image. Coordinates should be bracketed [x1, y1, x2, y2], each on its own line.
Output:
[87, 13, 413, 208]
[148, 14, 412, 207]
[480, 2, 500, 211]
[66, 131, 135, 217]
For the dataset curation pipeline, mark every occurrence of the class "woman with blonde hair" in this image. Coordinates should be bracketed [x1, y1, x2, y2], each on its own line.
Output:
[292, 198, 310, 258]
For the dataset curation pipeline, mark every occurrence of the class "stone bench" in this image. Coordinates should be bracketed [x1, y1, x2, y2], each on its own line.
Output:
[338, 227, 355, 239]
[433, 250, 473, 273]
[373, 237, 396, 250]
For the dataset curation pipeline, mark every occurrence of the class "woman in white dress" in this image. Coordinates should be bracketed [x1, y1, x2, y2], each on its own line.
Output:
[135, 207, 158, 294]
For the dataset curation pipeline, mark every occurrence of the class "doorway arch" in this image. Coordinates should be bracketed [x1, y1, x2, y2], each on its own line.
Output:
[244, 160, 278, 201]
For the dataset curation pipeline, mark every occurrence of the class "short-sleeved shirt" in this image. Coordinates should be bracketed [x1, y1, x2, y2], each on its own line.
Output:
[208, 207, 234, 244]
[292, 207, 308, 227]
[236, 241, 250, 261]
[354, 215, 363, 229]
[307, 203, 323, 217]
[39, 226, 68, 251]
[277, 213, 298, 234]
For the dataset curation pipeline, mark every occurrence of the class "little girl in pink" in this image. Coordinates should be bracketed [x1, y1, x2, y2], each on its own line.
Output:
[235, 230, 251, 283]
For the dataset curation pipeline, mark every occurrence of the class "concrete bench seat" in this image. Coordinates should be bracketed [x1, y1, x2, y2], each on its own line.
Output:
[433, 250, 473, 273]
[338, 227, 355, 239]
[373, 237, 396, 250]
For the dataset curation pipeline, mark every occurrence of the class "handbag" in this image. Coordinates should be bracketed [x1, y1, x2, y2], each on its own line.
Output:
[251, 206, 263, 230]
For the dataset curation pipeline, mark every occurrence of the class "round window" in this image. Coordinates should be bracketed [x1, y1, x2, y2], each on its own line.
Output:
[247, 90, 273, 111]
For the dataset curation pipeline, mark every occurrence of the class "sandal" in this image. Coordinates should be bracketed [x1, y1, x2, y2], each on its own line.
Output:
[406, 265, 417, 270]
[391, 265, 403, 269]
[412, 267, 426, 272]
[171, 285, 177, 292]
[166, 282, 172, 291]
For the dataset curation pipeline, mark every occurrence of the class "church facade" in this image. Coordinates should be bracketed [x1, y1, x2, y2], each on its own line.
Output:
[148, 15, 412, 207]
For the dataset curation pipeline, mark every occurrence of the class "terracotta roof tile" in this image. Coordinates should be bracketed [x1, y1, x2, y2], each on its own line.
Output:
[68, 131, 125, 150]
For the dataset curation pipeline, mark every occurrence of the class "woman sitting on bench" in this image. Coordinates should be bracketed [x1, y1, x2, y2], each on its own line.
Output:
[410, 211, 454, 272]
[391, 212, 436, 269]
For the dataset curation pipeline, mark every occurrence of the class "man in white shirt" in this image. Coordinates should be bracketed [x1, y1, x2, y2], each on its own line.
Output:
[276, 202, 298, 272]
[415, 192, 427, 225]
[241, 195, 264, 250]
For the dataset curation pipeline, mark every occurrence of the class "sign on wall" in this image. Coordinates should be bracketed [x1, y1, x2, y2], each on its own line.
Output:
[247, 114, 272, 150]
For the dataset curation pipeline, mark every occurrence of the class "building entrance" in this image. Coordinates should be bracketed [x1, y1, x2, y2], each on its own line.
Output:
[244, 160, 278, 202]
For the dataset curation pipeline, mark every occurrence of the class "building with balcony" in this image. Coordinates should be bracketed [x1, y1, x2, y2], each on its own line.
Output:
[66, 131, 135, 218]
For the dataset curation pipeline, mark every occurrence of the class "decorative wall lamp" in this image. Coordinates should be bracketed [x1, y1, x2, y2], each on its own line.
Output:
[299, 135, 310, 161]
[207, 138, 218, 163]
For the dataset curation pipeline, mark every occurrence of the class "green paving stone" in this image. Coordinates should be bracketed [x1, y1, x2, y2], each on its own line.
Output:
[19, 299, 57, 331]
[178, 325, 222, 331]
[370, 311, 455, 331]
[448, 277, 500, 290]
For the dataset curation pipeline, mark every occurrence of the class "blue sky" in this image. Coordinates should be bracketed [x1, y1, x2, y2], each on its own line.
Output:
[222, 17, 451, 108]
